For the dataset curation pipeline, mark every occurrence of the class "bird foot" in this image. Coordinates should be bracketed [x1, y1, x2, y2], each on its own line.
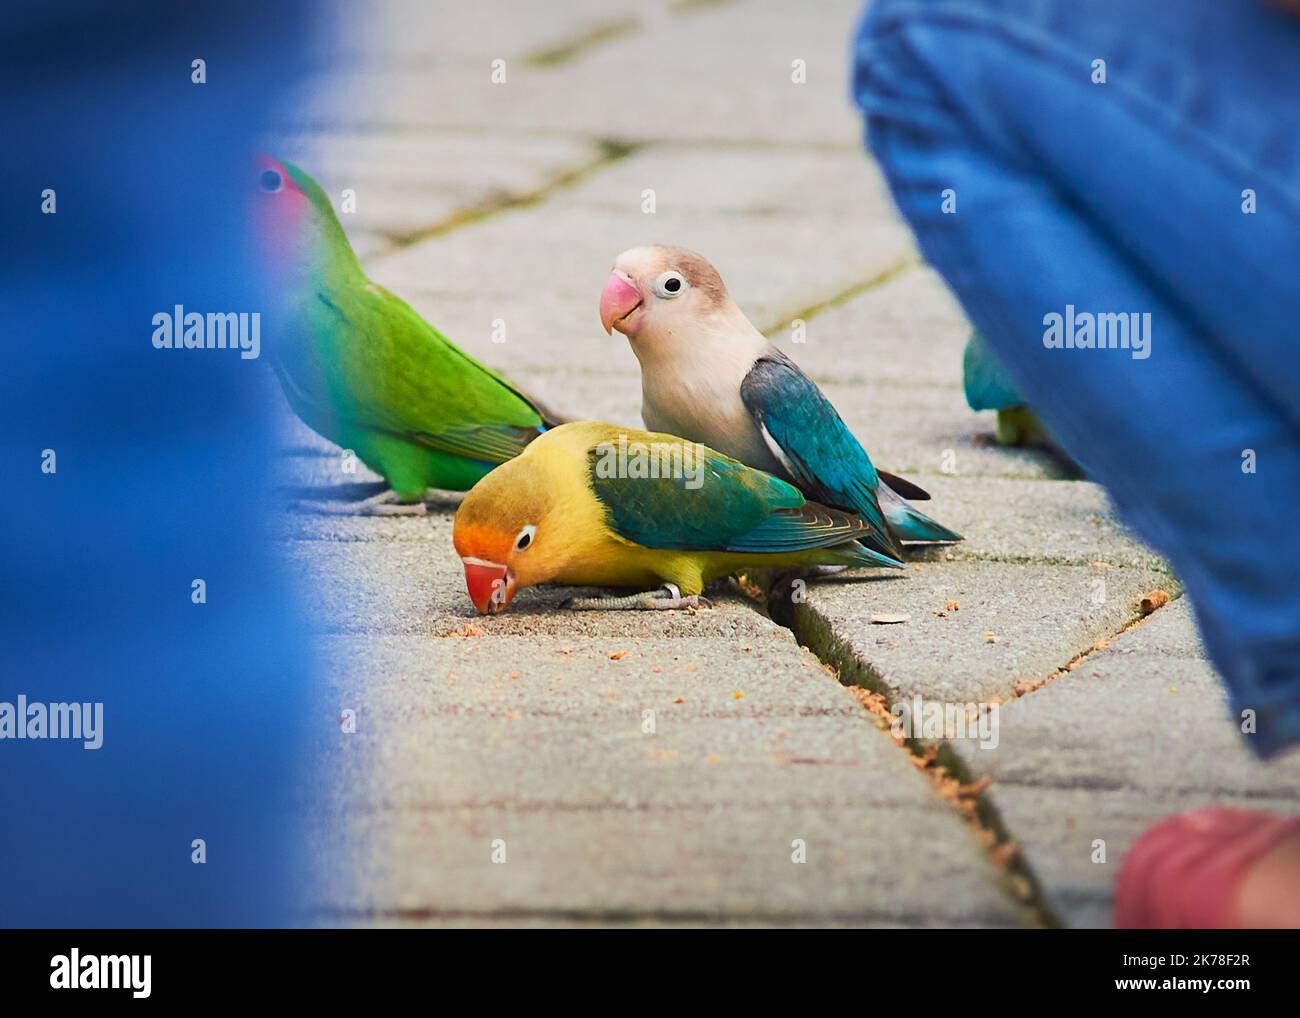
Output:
[995, 406, 1048, 448]
[567, 584, 712, 611]
[292, 490, 428, 516]
[770, 565, 847, 601]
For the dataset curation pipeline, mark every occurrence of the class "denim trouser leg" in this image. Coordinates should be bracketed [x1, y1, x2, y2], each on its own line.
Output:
[854, 0, 1300, 755]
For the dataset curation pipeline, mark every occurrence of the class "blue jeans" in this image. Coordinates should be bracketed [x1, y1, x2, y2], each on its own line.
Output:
[854, 0, 1300, 756]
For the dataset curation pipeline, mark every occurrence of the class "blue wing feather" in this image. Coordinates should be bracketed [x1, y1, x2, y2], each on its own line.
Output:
[962, 331, 1024, 411]
[739, 350, 900, 559]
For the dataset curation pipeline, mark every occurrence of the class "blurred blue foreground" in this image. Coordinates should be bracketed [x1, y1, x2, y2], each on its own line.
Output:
[0, 1, 324, 925]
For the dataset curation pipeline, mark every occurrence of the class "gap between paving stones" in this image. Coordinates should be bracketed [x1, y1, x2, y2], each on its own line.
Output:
[340, 2, 759, 254]
[523, 18, 641, 67]
[759, 589, 1051, 925]
[369, 139, 643, 250]
[760, 255, 923, 338]
[770, 580, 1188, 927]
[522, 0, 737, 68]
[924, 595, 1188, 925]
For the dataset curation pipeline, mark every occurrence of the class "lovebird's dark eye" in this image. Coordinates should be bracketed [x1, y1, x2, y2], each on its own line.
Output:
[260, 169, 283, 193]
[515, 524, 536, 551]
[653, 270, 687, 298]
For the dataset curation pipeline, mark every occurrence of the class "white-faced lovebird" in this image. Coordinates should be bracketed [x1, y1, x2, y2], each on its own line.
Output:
[599, 245, 960, 560]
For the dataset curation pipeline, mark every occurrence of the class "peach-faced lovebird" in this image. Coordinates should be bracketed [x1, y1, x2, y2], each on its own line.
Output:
[254, 155, 561, 514]
[599, 245, 959, 558]
[452, 421, 902, 614]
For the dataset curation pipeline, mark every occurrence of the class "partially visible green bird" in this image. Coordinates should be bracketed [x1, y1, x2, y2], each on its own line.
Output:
[962, 330, 1049, 447]
[254, 154, 561, 514]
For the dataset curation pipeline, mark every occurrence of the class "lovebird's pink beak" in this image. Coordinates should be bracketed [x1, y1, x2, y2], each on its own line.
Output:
[599, 271, 642, 335]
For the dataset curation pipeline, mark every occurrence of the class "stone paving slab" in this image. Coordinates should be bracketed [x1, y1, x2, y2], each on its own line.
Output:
[344, 709, 902, 816]
[950, 600, 1300, 927]
[547, 143, 901, 221]
[290, 0, 869, 148]
[958, 602, 1300, 797]
[350, 138, 917, 434]
[903, 476, 1168, 570]
[334, 802, 1023, 923]
[787, 560, 1171, 704]
[368, 182, 915, 349]
[273, 129, 606, 258]
[788, 267, 970, 388]
[314, 624, 1024, 923]
[324, 636, 955, 812]
[315, 0, 651, 66]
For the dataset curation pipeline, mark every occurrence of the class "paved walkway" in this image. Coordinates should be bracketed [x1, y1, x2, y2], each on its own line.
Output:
[274, 0, 1300, 926]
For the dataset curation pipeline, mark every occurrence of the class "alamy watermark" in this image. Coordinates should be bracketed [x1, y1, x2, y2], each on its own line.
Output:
[50, 949, 150, 998]
[151, 305, 261, 360]
[891, 695, 999, 749]
[593, 434, 706, 489]
[1043, 304, 1151, 360]
[0, 694, 103, 749]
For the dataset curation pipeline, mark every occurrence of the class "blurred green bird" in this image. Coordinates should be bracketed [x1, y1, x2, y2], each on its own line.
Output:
[254, 154, 562, 514]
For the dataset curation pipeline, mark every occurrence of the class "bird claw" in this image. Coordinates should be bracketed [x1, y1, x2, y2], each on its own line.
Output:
[362, 501, 428, 517]
[639, 593, 710, 610]
[291, 490, 428, 516]
[567, 584, 712, 612]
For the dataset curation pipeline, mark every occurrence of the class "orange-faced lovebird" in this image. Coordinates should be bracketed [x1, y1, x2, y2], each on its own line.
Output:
[452, 422, 902, 614]
[599, 245, 960, 558]
[254, 155, 562, 514]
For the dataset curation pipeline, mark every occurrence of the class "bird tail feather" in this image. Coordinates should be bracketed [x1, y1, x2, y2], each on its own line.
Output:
[844, 541, 906, 569]
[879, 484, 962, 543]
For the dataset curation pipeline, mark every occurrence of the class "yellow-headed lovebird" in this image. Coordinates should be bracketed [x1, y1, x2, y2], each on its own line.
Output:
[254, 155, 562, 514]
[452, 421, 903, 614]
[599, 245, 960, 556]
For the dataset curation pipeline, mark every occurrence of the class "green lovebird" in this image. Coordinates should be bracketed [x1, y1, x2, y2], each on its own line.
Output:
[254, 154, 562, 514]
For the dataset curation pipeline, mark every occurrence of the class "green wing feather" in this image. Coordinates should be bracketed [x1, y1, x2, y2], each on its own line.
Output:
[275, 284, 559, 465]
[586, 441, 901, 565]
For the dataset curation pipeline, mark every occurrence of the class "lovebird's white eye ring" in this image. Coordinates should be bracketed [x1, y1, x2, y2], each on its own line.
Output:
[514, 524, 537, 551]
[260, 169, 284, 193]
[653, 270, 688, 299]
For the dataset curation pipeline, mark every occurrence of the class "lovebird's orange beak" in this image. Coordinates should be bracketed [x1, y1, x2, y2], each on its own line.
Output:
[462, 557, 515, 614]
[599, 271, 642, 335]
